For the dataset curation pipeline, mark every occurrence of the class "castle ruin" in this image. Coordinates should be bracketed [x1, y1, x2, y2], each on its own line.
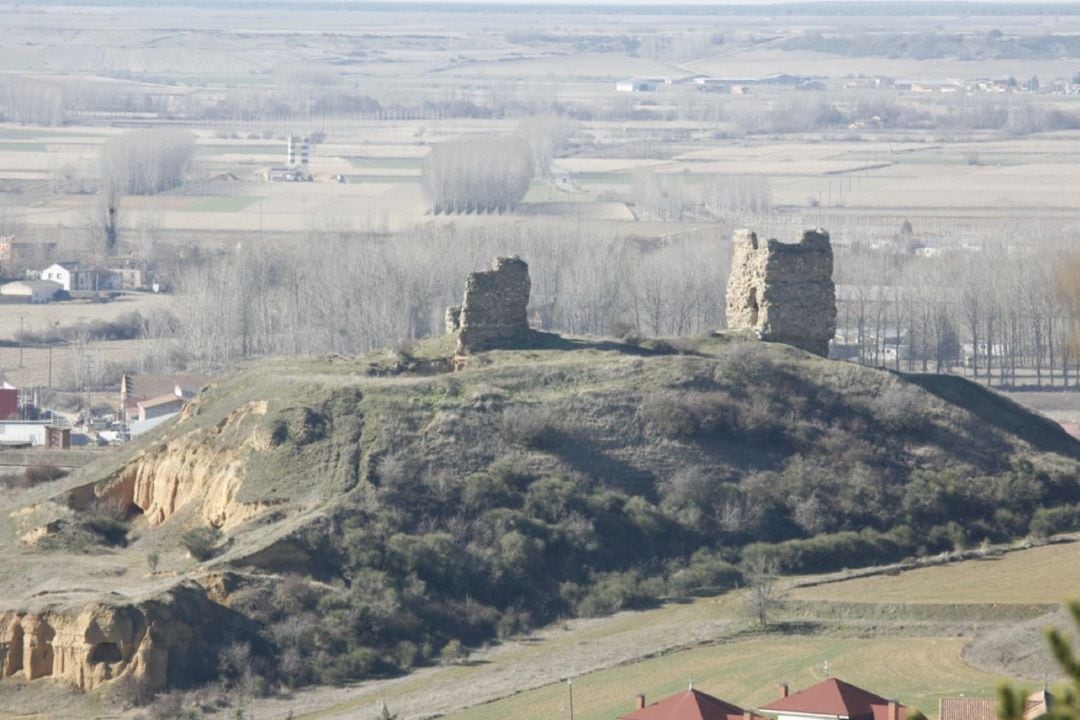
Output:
[725, 228, 836, 357]
[447, 256, 532, 355]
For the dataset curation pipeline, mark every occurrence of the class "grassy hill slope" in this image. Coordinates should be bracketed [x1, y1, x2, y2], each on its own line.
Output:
[2, 331, 1079, 711]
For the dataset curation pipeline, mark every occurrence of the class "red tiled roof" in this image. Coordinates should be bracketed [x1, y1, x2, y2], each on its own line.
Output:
[939, 698, 996, 720]
[620, 689, 764, 720]
[760, 679, 902, 720]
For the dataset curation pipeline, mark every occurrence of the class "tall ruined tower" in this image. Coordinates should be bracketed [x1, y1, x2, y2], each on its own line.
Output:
[725, 228, 836, 357]
[446, 256, 532, 356]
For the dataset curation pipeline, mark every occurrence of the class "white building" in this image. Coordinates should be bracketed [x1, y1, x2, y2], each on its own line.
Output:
[615, 80, 656, 93]
[0, 420, 49, 446]
[0, 280, 62, 303]
[40, 262, 113, 292]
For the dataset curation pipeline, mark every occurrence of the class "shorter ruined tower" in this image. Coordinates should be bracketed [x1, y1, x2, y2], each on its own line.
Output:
[725, 228, 836, 357]
[447, 256, 532, 355]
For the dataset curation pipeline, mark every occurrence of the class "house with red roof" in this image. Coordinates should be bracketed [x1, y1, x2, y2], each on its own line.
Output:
[759, 678, 904, 720]
[619, 687, 766, 720]
[939, 689, 1050, 720]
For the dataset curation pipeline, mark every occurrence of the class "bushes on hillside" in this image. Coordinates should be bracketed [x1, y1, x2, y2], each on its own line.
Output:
[741, 528, 918, 575]
[181, 526, 222, 561]
[1029, 504, 1080, 538]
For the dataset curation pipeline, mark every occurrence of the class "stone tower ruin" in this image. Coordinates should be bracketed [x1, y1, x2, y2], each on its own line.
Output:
[725, 228, 836, 357]
[446, 256, 532, 355]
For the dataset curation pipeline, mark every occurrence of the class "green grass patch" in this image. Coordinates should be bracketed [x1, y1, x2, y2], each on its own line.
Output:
[0, 142, 48, 152]
[794, 541, 1080, 605]
[440, 636, 1007, 720]
[347, 157, 422, 170]
[185, 196, 261, 212]
[196, 145, 281, 156]
[0, 128, 79, 140]
[344, 174, 420, 184]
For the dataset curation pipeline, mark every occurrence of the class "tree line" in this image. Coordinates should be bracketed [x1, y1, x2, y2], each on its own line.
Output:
[161, 220, 729, 372]
[422, 135, 533, 214]
[835, 225, 1080, 387]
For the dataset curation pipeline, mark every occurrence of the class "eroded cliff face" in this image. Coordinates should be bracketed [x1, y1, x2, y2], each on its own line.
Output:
[0, 584, 235, 692]
[94, 400, 273, 529]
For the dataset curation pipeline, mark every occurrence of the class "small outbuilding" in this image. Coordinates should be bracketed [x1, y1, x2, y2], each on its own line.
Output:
[0, 279, 62, 303]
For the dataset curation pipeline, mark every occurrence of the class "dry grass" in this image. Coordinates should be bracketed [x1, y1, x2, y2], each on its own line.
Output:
[792, 542, 1080, 605]
[0, 294, 172, 340]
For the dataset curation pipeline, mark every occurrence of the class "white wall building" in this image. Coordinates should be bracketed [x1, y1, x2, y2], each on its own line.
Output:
[0, 280, 62, 303]
[0, 420, 49, 446]
[40, 262, 111, 292]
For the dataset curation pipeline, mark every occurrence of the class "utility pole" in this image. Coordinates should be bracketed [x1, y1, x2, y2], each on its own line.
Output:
[18, 314, 24, 368]
[567, 678, 574, 720]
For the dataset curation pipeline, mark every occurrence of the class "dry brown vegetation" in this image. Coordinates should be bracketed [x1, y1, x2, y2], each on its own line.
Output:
[3, 2, 1080, 718]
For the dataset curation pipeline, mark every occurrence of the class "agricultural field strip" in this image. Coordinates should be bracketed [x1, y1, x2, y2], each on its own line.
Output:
[274, 542, 1076, 720]
[791, 542, 1080, 605]
[441, 637, 1007, 720]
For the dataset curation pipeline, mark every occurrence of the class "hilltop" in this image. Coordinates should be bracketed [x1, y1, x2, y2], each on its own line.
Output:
[1, 331, 1079, 713]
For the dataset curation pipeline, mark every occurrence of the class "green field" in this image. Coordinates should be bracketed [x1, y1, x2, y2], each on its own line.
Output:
[441, 636, 1007, 720]
[185, 196, 261, 212]
[348, 156, 422, 170]
[0, 141, 47, 152]
[793, 542, 1080, 605]
[196, 145, 281, 155]
[344, 174, 420, 184]
[0, 127, 78, 140]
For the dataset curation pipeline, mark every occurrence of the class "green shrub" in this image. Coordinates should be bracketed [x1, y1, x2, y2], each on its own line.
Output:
[741, 528, 915, 574]
[439, 639, 466, 665]
[24, 464, 66, 484]
[668, 551, 742, 596]
[1029, 504, 1080, 538]
[181, 526, 222, 561]
[83, 516, 129, 547]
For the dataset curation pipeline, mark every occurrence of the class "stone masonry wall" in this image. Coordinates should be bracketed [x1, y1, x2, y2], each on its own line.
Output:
[725, 228, 836, 357]
[450, 257, 531, 355]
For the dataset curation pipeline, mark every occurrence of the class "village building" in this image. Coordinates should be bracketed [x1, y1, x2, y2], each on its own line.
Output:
[939, 690, 1050, 720]
[619, 687, 766, 720]
[39, 262, 116, 293]
[616, 79, 657, 93]
[0, 419, 70, 448]
[0, 382, 17, 420]
[0, 279, 63, 304]
[759, 678, 905, 720]
[120, 373, 211, 424]
[106, 264, 147, 290]
[136, 395, 186, 422]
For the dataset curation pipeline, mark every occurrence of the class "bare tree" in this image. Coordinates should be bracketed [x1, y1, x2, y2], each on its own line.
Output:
[744, 555, 783, 630]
